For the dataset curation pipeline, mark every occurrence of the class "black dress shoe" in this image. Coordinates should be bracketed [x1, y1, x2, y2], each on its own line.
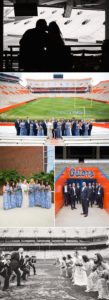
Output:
[84, 214, 88, 217]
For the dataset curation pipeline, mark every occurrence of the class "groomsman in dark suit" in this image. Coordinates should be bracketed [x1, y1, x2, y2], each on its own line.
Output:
[67, 184, 72, 205]
[53, 120, 58, 139]
[3, 247, 25, 290]
[71, 120, 76, 136]
[33, 120, 38, 136]
[70, 183, 77, 209]
[97, 183, 104, 208]
[91, 182, 96, 205]
[25, 118, 30, 136]
[88, 121, 93, 136]
[88, 182, 93, 207]
[0, 253, 12, 291]
[15, 119, 20, 136]
[42, 120, 47, 136]
[81, 182, 89, 217]
[76, 182, 81, 204]
[81, 121, 85, 136]
[63, 182, 68, 206]
[61, 120, 66, 136]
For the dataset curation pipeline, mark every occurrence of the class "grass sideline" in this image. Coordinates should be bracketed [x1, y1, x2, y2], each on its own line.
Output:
[0, 97, 109, 121]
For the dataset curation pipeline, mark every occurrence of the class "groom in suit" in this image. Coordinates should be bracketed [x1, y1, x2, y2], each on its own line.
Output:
[3, 248, 25, 290]
[81, 182, 89, 217]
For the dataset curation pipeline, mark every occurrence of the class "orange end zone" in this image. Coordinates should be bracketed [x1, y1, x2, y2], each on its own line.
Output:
[55, 167, 109, 215]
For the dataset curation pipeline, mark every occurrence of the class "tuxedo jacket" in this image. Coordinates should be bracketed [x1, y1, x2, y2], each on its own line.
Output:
[11, 252, 24, 268]
[15, 121, 20, 129]
[81, 187, 88, 201]
[97, 186, 104, 197]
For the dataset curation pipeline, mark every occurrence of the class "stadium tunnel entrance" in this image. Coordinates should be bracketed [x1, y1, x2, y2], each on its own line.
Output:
[55, 166, 109, 215]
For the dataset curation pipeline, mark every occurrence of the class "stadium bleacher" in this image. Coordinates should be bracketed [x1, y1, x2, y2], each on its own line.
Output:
[27, 78, 109, 103]
[3, 6, 104, 71]
[0, 74, 36, 110]
[82, 80, 109, 103]
[0, 227, 108, 252]
[4, 7, 105, 43]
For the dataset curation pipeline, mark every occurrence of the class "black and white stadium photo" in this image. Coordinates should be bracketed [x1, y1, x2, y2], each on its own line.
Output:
[0, 227, 109, 300]
[0, 0, 109, 71]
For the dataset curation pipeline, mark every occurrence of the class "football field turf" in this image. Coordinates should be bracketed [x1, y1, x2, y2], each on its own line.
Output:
[0, 97, 109, 120]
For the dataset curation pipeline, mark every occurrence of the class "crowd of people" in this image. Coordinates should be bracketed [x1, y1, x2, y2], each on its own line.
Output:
[0, 248, 36, 291]
[19, 19, 72, 71]
[59, 251, 109, 299]
[63, 181, 104, 217]
[2, 179, 52, 210]
[15, 119, 93, 138]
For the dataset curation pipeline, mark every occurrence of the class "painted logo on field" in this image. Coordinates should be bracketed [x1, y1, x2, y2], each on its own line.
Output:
[70, 168, 94, 178]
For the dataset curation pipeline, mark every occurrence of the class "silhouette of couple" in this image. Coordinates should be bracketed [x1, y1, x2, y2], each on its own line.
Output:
[19, 19, 72, 71]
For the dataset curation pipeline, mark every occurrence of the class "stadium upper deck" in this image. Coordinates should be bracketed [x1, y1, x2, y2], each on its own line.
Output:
[4, 7, 105, 44]
[0, 74, 36, 109]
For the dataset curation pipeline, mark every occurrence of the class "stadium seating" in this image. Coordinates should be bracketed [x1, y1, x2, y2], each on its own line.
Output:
[26, 78, 92, 97]
[82, 80, 109, 102]
[27, 78, 109, 103]
[4, 7, 105, 43]
[62, 137, 109, 146]
[0, 80, 36, 110]
[0, 136, 47, 146]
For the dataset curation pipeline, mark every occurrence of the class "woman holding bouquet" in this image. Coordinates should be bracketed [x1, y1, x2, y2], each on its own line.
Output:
[34, 179, 41, 206]
[16, 179, 23, 208]
[10, 182, 17, 209]
[45, 182, 52, 209]
[3, 181, 11, 210]
[40, 180, 45, 208]
[21, 179, 29, 208]
[28, 179, 35, 207]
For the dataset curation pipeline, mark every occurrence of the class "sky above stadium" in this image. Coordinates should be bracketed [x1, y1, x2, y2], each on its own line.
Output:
[20, 73, 109, 86]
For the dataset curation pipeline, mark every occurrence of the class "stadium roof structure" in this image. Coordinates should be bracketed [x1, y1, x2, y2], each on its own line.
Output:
[0, 72, 20, 82]
[4, 0, 105, 10]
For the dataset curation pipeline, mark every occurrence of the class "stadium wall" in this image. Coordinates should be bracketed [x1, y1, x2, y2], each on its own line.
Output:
[0, 146, 44, 177]
[55, 167, 109, 215]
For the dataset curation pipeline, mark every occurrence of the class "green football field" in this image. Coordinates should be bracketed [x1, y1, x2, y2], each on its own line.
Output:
[0, 97, 109, 120]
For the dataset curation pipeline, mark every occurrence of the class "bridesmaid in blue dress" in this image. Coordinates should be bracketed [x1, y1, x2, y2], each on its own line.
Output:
[34, 179, 41, 206]
[10, 182, 17, 209]
[75, 121, 80, 136]
[29, 121, 34, 136]
[38, 122, 44, 136]
[65, 120, 71, 136]
[3, 182, 11, 210]
[20, 120, 26, 136]
[28, 179, 35, 207]
[45, 182, 52, 209]
[84, 122, 89, 136]
[16, 179, 23, 207]
[40, 181, 45, 208]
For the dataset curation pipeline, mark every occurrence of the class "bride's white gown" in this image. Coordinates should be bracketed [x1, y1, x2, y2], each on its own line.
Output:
[21, 183, 28, 208]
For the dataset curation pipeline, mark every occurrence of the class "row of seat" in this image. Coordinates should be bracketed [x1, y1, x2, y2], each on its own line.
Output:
[0, 136, 47, 146]
[4, 7, 105, 43]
